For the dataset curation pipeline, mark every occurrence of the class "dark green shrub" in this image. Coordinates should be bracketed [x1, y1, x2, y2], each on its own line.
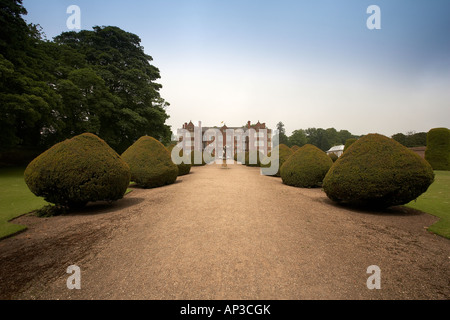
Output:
[425, 128, 450, 171]
[167, 144, 192, 176]
[344, 138, 358, 152]
[281, 144, 333, 188]
[323, 134, 435, 208]
[35, 205, 67, 217]
[261, 144, 293, 176]
[24, 133, 131, 208]
[328, 153, 338, 162]
[121, 136, 178, 188]
[0, 147, 43, 167]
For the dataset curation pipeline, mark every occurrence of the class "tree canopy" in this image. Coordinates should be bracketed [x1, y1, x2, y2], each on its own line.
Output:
[284, 125, 358, 151]
[275, 122, 289, 146]
[391, 132, 427, 148]
[0, 0, 171, 153]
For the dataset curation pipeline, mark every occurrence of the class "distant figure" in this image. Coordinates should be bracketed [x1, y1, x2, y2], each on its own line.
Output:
[222, 146, 227, 168]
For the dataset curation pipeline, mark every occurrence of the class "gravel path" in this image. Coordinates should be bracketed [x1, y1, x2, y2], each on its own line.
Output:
[0, 164, 449, 300]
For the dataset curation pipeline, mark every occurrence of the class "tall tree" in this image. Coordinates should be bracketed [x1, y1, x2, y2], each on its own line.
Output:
[55, 26, 171, 152]
[305, 128, 331, 151]
[276, 122, 289, 146]
[0, 0, 61, 150]
[288, 129, 307, 148]
[1, 0, 172, 153]
[337, 130, 354, 144]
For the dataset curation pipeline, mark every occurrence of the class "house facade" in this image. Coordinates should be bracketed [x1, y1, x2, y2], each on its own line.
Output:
[178, 121, 273, 156]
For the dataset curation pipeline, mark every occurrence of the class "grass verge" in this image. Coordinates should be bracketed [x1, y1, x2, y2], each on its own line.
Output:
[0, 167, 48, 239]
[0, 168, 133, 240]
[406, 171, 450, 239]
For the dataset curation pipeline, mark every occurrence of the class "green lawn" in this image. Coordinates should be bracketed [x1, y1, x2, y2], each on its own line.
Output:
[0, 167, 48, 240]
[0, 167, 133, 240]
[406, 171, 450, 239]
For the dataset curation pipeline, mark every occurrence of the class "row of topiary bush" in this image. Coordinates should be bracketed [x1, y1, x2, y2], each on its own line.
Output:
[26, 129, 443, 211]
[25, 133, 192, 211]
[272, 134, 435, 209]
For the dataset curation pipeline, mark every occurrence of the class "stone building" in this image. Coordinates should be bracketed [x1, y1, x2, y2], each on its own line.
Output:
[179, 121, 272, 156]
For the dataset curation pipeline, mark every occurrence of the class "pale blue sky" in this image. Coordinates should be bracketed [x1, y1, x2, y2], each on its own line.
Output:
[23, 0, 450, 136]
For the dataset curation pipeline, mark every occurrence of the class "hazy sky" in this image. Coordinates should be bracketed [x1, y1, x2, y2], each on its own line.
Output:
[23, 0, 450, 136]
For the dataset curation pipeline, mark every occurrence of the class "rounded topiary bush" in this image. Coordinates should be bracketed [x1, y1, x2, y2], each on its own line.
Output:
[328, 153, 338, 162]
[425, 128, 450, 171]
[24, 133, 131, 208]
[344, 138, 358, 152]
[167, 144, 192, 176]
[121, 136, 178, 188]
[261, 144, 293, 176]
[323, 134, 435, 208]
[281, 144, 333, 188]
[291, 145, 301, 153]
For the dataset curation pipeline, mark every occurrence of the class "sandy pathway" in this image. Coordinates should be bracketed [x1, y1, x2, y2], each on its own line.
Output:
[1, 164, 449, 299]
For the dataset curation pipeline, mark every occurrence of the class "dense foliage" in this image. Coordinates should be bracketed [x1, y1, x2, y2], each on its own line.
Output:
[280, 144, 333, 188]
[344, 138, 358, 152]
[425, 128, 450, 171]
[291, 145, 300, 152]
[121, 136, 178, 188]
[0, 0, 171, 155]
[323, 134, 435, 208]
[328, 153, 338, 162]
[276, 122, 359, 152]
[392, 132, 427, 148]
[24, 133, 131, 208]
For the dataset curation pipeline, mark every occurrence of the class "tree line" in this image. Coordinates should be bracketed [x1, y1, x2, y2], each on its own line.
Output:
[275, 122, 359, 151]
[0, 0, 171, 155]
[275, 122, 427, 151]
